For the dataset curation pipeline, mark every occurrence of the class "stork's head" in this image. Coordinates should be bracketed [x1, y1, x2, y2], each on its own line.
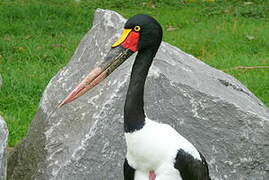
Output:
[113, 14, 162, 52]
[58, 14, 162, 107]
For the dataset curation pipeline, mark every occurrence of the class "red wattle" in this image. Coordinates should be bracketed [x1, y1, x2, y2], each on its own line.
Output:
[121, 31, 139, 52]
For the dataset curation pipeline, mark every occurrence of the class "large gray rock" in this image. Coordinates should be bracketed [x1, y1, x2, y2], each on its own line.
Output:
[0, 116, 8, 180]
[8, 9, 269, 180]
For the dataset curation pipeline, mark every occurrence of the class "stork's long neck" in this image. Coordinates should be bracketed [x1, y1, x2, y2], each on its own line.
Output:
[124, 48, 157, 133]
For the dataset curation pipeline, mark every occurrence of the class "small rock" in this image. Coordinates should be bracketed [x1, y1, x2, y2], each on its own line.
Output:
[246, 35, 255, 40]
[0, 116, 8, 180]
[0, 74, 2, 88]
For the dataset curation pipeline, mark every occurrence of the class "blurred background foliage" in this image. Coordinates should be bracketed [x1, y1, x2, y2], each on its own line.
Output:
[0, 0, 268, 146]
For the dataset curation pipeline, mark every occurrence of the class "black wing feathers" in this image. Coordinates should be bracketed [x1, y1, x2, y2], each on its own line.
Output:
[174, 149, 211, 180]
[124, 159, 135, 180]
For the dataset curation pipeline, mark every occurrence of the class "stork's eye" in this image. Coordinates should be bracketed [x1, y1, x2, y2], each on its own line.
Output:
[134, 26, 141, 32]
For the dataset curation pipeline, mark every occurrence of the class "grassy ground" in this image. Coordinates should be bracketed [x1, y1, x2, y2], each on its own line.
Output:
[0, 0, 268, 146]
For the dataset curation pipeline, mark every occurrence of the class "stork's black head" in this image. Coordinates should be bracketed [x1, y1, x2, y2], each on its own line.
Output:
[111, 14, 162, 53]
[59, 14, 162, 107]
[124, 14, 163, 51]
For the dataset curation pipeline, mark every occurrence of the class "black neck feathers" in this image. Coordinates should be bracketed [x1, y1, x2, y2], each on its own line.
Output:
[124, 48, 156, 133]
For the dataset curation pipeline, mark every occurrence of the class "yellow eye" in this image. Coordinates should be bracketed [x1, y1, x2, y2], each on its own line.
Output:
[134, 26, 141, 32]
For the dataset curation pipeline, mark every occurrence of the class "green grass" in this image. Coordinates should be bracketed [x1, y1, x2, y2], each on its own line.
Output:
[0, 0, 268, 146]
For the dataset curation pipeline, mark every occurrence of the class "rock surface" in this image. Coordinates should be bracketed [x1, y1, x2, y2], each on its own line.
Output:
[0, 116, 8, 180]
[8, 9, 269, 180]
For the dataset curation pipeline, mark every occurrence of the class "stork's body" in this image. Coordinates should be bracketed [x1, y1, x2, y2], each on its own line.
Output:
[125, 118, 208, 180]
[60, 14, 211, 180]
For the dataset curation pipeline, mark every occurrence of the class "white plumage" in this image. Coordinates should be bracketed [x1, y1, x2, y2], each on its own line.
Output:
[125, 118, 201, 180]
